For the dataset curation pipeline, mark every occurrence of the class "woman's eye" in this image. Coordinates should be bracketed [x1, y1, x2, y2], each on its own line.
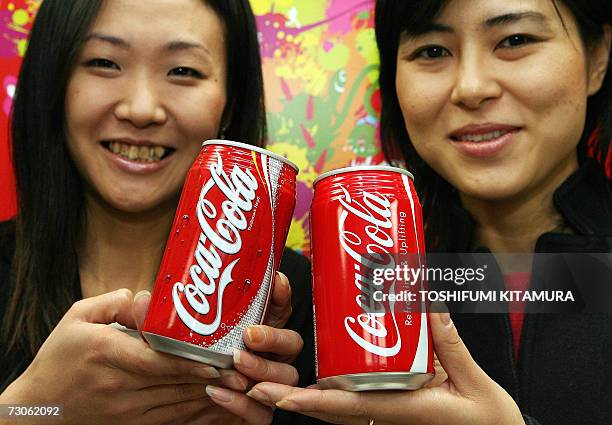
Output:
[413, 45, 450, 60]
[497, 34, 537, 49]
[168, 67, 204, 79]
[85, 58, 120, 70]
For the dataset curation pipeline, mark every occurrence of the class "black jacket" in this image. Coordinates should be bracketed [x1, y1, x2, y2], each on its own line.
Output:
[447, 164, 612, 425]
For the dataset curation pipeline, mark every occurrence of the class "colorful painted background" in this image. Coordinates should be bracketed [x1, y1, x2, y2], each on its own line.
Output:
[0, 0, 38, 224]
[3, 1, 609, 254]
[0, 0, 382, 255]
[254, 0, 383, 255]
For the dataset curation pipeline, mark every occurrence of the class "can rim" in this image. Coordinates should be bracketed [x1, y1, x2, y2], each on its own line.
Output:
[202, 139, 299, 172]
[313, 165, 414, 186]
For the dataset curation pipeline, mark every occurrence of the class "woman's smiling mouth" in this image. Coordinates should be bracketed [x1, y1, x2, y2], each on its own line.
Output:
[101, 140, 175, 163]
[99, 139, 177, 174]
[449, 124, 521, 158]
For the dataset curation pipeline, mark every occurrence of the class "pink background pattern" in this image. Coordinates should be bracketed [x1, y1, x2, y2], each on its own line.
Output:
[0, 0, 40, 222]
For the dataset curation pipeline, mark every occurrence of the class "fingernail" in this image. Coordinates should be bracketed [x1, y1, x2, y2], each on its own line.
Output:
[206, 385, 233, 403]
[276, 271, 289, 288]
[246, 388, 272, 406]
[276, 399, 301, 411]
[233, 349, 257, 369]
[439, 312, 452, 327]
[430, 301, 448, 313]
[246, 326, 265, 344]
[192, 366, 221, 379]
[134, 290, 151, 300]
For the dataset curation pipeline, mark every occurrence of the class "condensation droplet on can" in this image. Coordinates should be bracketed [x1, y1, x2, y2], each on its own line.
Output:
[180, 239, 185, 245]
[256, 250, 263, 257]
[181, 214, 190, 226]
[162, 296, 167, 304]
[164, 274, 171, 283]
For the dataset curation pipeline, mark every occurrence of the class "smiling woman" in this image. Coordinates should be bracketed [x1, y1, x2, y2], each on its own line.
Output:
[66, 0, 227, 215]
[395, 0, 596, 211]
[246, 1, 612, 424]
[379, 0, 612, 253]
[0, 1, 311, 424]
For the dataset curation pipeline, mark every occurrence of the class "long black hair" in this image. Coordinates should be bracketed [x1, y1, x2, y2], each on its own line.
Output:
[375, 0, 612, 251]
[2, 0, 267, 357]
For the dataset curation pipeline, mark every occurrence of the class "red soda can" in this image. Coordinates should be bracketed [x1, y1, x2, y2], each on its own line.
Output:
[143, 140, 297, 368]
[310, 166, 434, 390]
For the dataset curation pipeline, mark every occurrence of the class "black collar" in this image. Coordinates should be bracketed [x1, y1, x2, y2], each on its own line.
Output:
[449, 163, 612, 252]
[553, 163, 612, 236]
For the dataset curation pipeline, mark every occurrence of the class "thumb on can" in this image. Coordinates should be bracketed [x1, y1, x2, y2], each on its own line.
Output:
[70, 288, 137, 329]
[430, 312, 488, 395]
[133, 290, 152, 333]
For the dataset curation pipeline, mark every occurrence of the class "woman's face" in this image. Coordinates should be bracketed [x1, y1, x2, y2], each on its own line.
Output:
[396, 0, 608, 203]
[66, 0, 227, 214]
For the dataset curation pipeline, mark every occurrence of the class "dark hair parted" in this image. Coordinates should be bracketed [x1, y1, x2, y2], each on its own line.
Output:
[2, 0, 267, 358]
[375, 0, 612, 251]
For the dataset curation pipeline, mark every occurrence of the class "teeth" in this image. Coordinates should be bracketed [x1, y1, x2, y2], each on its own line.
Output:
[457, 130, 507, 142]
[139, 146, 149, 160]
[107, 141, 169, 162]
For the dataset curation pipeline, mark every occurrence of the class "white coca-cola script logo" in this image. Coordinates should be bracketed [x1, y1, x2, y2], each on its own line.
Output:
[173, 152, 258, 335]
[338, 186, 402, 356]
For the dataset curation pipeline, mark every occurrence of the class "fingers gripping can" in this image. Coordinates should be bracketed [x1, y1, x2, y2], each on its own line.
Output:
[143, 140, 297, 368]
[310, 166, 434, 391]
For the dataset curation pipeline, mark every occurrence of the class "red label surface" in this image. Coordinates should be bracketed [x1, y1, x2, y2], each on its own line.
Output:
[144, 142, 296, 353]
[311, 168, 434, 379]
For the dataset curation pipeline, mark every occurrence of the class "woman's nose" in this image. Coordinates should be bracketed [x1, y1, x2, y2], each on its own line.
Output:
[450, 54, 502, 109]
[113, 76, 167, 128]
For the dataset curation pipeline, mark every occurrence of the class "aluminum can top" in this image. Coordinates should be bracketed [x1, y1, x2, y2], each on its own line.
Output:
[202, 139, 299, 172]
[313, 165, 414, 186]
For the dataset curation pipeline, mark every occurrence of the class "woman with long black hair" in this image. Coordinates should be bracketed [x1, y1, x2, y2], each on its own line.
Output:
[0, 1, 312, 424]
[248, 1, 612, 424]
